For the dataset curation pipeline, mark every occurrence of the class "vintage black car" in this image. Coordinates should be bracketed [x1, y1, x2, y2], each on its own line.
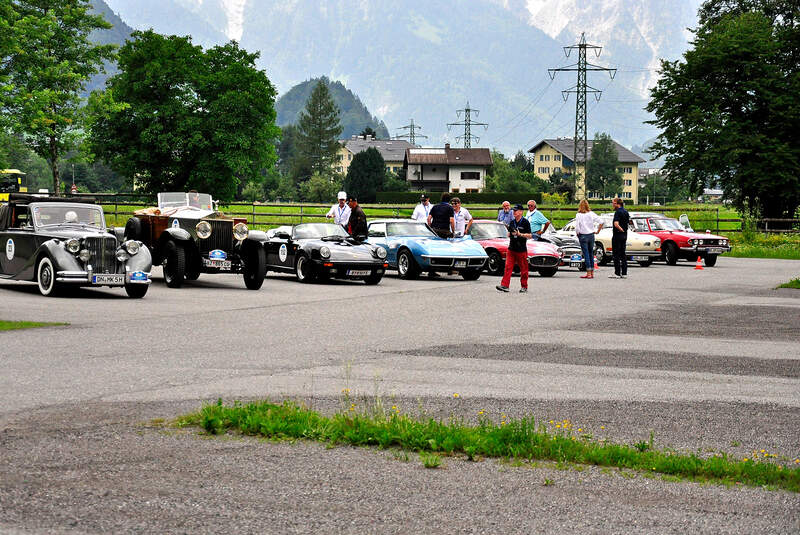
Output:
[123, 192, 268, 289]
[0, 194, 152, 297]
[265, 223, 388, 284]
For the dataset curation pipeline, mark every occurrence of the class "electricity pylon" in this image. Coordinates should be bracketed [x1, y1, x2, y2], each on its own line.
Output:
[548, 33, 616, 199]
[447, 101, 488, 148]
[395, 119, 428, 146]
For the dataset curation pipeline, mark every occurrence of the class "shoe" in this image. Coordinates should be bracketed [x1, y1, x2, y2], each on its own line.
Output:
[496, 285, 509, 292]
[620, 275, 627, 279]
[580, 274, 591, 279]
[519, 287, 528, 293]
[608, 274, 621, 279]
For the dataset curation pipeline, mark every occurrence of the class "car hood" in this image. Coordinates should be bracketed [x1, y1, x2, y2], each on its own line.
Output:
[302, 238, 381, 262]
[656, 230, 727, 240]
[404, 237, 487, 257]
[478, 237, 560, 256]
[37, 227, 116, 241]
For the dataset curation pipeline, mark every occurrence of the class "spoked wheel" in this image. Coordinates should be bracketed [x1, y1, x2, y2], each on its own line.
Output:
[37, 256, 60, 297]
[486, 251, 504, 276]
[397, 250, 420, 279]
[295, 254, 316, 283]
[594, 243, 607, 266]
[243, 247, 267, 290]
[163, 240, 186, 288]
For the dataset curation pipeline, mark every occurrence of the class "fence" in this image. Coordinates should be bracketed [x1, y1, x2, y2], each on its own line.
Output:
[82, 194, 799, 234]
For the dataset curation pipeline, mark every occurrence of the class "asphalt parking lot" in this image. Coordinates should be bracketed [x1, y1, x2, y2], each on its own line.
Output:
[1, 257, 799, 534]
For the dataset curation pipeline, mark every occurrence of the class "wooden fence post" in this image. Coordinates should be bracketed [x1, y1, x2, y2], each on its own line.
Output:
[299, 205, 303, 224]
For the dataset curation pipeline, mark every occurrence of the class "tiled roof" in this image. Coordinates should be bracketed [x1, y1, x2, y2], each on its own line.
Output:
[340, 139, 416, 163]
[405, 147, 493, 166]
[528, 139, 645, 163]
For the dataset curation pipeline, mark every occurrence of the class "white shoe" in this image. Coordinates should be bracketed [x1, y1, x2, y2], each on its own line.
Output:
[620, 275, 627, 279]
[608, 274, 621, 279]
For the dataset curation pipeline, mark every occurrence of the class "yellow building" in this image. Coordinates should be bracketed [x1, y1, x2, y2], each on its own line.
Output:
[335, 136, 415, 176]
[528, 139, 644, 204]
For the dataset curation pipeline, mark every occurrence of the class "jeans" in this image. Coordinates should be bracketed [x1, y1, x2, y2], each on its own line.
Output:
[612, 233, 628, 275]
[578, 233, 595, 270]
[501, 250, 529, 289]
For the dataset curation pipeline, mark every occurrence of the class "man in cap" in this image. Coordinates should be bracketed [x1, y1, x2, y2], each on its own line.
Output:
[497, 200, 513, 226]
[496, 204, 532, 293]
[411, 193, 431, 221]
[346, 195, 368, 240]
[326, 191, 351, 226]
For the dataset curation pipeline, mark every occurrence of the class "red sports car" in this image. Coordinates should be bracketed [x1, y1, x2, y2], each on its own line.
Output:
[469, 220, 562, 276]
[629, 214, 731, 266]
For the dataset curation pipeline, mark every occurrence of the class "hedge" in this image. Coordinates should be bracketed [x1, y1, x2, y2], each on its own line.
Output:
[377, 191, 542, 205]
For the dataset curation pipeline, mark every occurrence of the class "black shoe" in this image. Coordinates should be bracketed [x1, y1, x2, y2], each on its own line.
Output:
[496, 285, 509, 292]
[519, 287, 528, 293]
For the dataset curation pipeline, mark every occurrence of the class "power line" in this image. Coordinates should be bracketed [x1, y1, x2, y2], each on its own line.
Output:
[395, 119, 428, 146]
[447, 101, 488, 148]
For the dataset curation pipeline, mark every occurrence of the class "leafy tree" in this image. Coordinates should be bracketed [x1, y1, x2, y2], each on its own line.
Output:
[1, 0, 115, 195]
[343, 147, 384, 202]
[547, 171, 575, 201]
[647, 0, 800, 220]
[359, 126, 377, 138]
[276, 124, 299, 174]
[240, 181, 263, 202]
[511, 150, 535, 173]
[295, 81, 343, 179]
[299, 171, 342, 202]
[88, 31, 280, 202]
[585, 133, 623, 200]
[382, 171, 409, 192]
[485, 150, 548, 193]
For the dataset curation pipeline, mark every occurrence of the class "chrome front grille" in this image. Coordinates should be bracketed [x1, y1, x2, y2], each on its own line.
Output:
[86, 236, 119, 273]
[198, 219, 234, 254]
[529, 256, 559, 267]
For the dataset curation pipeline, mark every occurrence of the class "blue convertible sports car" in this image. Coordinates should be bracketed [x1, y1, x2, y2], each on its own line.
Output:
[366, 219, 488, 280]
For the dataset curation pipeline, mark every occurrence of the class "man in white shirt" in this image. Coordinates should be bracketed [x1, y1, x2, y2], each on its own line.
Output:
[411, 194, 431, 221]
[525, 199, 550, 240]
[451, 197, 473, 236]
[326, 191, 351, 226]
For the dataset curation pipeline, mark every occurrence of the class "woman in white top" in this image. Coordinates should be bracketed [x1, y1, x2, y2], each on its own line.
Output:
[574, 199, 603, 279]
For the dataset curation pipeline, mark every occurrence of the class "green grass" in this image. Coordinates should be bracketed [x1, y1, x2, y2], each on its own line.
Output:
[778, 278, 800, 289]
[726, 233, 800, 260]
[0, 320, 66, 331]
[179, 400, 800, 492]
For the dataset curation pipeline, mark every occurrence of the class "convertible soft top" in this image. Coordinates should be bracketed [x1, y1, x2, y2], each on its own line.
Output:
[6, 193, 96, 204]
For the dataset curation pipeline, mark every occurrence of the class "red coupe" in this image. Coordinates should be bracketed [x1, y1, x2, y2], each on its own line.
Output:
[629, 213, 731, 266]
[469, 220, 562, 276]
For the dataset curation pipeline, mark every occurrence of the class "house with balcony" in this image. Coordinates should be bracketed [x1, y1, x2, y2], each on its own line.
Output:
[335, 136, 415, 176]
[403, 144, 492, 193]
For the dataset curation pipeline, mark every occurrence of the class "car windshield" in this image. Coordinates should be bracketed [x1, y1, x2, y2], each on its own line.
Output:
[470, 222, 507, 240]
[158, 192, 213, 210]
[32, 204, 105, 229]
[387, 221, 436, 237]
[648, 218, 684, 231]
[293, 223, 350, 239]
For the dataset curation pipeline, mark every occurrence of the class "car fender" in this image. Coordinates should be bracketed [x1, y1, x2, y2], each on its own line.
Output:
[125, 244, 153, 273]
[237, 231, 268, 257]
[37, 239, 82, 275]
[154, 228, 193, 264]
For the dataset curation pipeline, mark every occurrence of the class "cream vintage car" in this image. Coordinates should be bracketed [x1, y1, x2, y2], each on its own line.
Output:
[556, 214, 662, 267]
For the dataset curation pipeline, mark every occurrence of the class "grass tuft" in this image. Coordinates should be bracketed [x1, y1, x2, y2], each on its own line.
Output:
[777, 278, 800, 289]
[183, 400, 800, 492]
[0, 320, 67, 331]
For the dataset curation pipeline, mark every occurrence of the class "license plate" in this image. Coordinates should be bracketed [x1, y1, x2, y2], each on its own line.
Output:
[569, 261, 583, 268]
[92, 274, 124, 285]
[454, 260, 467, 268]
[631, 255, 648, 261]
[347, 269, 371, 276]
[707, 248, 723, 254]
[203, 258, 232, 269]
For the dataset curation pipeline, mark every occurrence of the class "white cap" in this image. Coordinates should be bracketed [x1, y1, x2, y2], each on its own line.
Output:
[337, 191, 347, 200]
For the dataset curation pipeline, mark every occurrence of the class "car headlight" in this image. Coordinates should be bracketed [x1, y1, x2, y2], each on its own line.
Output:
[116, 249, 130, 262]
[320, 246, 331, 259]
[699, 239, 704, 245]
[688, 239, 694, 245]
[654, 239, 661, 246]
[375, 246, 387, 259]
[66, 238, 80, 254]
[123, 240, 140, 255]
[79, 249, 91, 262]
[233, 222, 248, 241]
[196, 221, 212, 239]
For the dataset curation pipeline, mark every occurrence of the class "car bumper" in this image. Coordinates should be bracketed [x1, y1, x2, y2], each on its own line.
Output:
[679, 245, 731, 254]
[56, 269, 151, 286]
[421, 255, 487, 271]
[315, 260, 387, 278]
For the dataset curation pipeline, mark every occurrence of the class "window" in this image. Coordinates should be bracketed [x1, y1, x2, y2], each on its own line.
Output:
[623, 191, 632, 199]
[461, 171, 480, 180]
[554, 154, 561, 161]
[348, 154, 352, 161]
[539, 155, 544, 161]
[624, 179, 632, 186]
[451, 188, 459, 193]
[337, 154, 343, 162]
[544, 154, 550, 161]
[538, 167, 550, 174]
[553, 167, 561, 174]
[466, 188, 479, 193]
[336, 167, 343, 173]
[368, 223, 386, 238]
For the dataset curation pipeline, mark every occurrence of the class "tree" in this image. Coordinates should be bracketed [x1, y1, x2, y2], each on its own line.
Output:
[88, 31, 280, 201]
[647, 0, 800, 220]
[485, 150, 548, 193]
[585, 133, 623, 200]
[295, 81, 343, 179]
[359, 126, 377, 138]
[382, 171, 409, 192]
[299, 171, 342, 202]
[2, 0, 115, 195]
[344, 147, 384, 202]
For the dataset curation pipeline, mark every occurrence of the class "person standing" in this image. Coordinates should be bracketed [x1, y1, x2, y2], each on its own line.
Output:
[451, 197, 473, 236]
[411, 194, 432, 221]
[427, 192, 455, 238]
[610, 197, 630, 279]
[497, 201, 513, 226]
[525, 200, 550, 240]
[346, 195, 367, 240]
[326, 191, 351, 226]
[574, 199, 603, 279]
[497, 204, 532, 293]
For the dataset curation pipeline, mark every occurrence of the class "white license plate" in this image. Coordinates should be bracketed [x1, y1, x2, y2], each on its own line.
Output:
[569, 261, 583, 268]
[707, 248, 723, 254]
[203, 258, 232, 269]
[454, 260, 467, 268]
[92, 274, 124, 285]
[347, 269, 371, 276]
[631, 255, 649, 261]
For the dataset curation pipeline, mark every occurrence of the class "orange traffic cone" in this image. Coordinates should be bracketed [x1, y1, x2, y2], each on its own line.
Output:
[594, 256, 599, 270]
[694, 256, 704, 270]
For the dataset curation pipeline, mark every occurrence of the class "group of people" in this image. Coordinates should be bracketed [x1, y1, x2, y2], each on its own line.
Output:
[411, 192, 473, 238]
[325, 191, 367, 239]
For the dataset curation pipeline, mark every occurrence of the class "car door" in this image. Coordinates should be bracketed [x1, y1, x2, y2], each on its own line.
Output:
[366, 223, 390, 262]
[1, 205, 37, 278]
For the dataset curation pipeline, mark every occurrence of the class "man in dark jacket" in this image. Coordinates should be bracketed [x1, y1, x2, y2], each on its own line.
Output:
[610, 197, 630, 279]
[497, 204, 532, 293]
[347, 195, 368, 240]
[427, 192, 455, 238]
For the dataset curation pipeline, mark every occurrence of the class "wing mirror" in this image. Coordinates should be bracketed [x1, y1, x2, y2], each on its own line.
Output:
[274, 231, 290, 239]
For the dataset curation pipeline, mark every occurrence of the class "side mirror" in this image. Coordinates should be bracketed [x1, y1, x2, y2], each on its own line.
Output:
[275, 231, 290, 240]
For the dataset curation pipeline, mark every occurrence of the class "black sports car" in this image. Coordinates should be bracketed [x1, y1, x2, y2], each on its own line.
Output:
[0, 194, 152, 297]
[265, 223, 387, 284]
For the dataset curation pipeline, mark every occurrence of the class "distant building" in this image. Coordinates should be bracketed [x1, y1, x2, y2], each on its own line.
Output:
[403, 144, 493, 193]
[335, 136, 415, 176]
[528, 138, 645, 204]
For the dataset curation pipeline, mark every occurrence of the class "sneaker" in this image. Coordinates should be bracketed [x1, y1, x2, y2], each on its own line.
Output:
[496, 285, 509, 292]
[620, 275, 627, 279]
[519, 287, 528, 293]
[608, 274, 621, 279]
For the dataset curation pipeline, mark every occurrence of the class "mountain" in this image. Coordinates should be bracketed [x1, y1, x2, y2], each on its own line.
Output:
[100, 0, 701, 155]
[275, 77, 390, 139]
[86, 0, 135, 94]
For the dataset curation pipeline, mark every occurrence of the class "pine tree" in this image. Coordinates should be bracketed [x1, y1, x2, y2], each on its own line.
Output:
[585, 133, 623, 200]
[295, 81, 343, 179]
